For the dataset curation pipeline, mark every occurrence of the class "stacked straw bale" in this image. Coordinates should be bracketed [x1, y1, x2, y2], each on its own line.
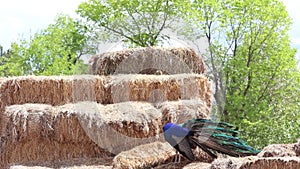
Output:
[10, 165, 112, 169]
[109, 74, 212, 106]
[9, 156, 113, 168]
[112, 141, 176, 169]
[0, 74, 211, 108]
[0, 104, 113, 168]
[112, 141, 213, 169]
[160, 99, 210, 125]
[0, 47, 213, 168]
[89, 47, 206, 75]
[0, 100, 209, 167]
[0, 75, 108, 108]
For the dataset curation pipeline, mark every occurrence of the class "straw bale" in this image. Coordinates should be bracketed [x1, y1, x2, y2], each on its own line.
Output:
[258, 142, 297, 157]
[159, 99, 210, 125]
[9, 157, 113, 169]
[0, 75, 108, 109]
[110, 74, 212, 107]
[89, 47, 206, 75]
[66, 101, 162, 139]
[103, 102, 162, 138]
[295, 139, 300, 156]
[183, 162, 211, 169]
[112, 141, 176, 169]
[0, 103, 113, 168]
[10, 166, 52, 169]
[0, 101, 164, 167]
[0, 74, 211, 109]
[10, 166, 112, 169]
[210, 156, 300, 169]
[71, 101, 164, 155]
[154, 163, 191, 169]
[76, 99, 214, 154]
[1, 98, 212, 167]
[113, 142, 214, 169]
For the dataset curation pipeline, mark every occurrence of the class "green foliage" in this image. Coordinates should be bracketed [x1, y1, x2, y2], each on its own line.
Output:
[76, 0, 186, 47]
[77, 0, 300, 148]
[76, 0, 300, 147]
[0, 14, 88, 76]
[0, 42, 30, 76]
[187, 0, 300, 148]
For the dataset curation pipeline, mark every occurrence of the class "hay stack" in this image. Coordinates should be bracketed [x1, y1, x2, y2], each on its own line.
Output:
[0, 103, 113, 168]
[89, 47, 206, 75]
[183, 163, 211, 169]
[0, 98, 211, 168]
[110, 74, 212, 107]
[0, 46, 213, 168]
[112, 141, 176, 169]
[10, 166, 52, 169]
[9, 157, 113, 169]
[159, 99, 210, 125]
[0, 75, 108, 108]
[10, 165, 112, 169]
[70, 102, 162, 155]
[79, 100, 210, 154]
[0, 102, 161, 167]
[258, 140, 300, 158]
[0, 74, 211, 109]
[210, 156, 300, 169]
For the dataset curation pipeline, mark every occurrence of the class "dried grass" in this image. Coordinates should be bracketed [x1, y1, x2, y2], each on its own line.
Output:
[9, 157, 113, 169]
[0, 98, 213, 168]
[110, 74, 212, 107]
[211, 156, 300, 169]
[89, 47, 206, 75]
[182, 162, 211, 169]
[0, 74, 212, 109]
[0, 75, 107, 108]
[112, 141, 215, 169]
[159, 99, 210, 125]
[0, 103, 113, 168]
[10, 166, 112, 169]
[112, 141, 176, 169]
[71, 100, 210, 155]
[0, 62, 212, 168]
[257, 140, 300, 158]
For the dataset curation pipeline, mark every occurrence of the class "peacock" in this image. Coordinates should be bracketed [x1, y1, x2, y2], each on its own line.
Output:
[163, 118, 261, 161]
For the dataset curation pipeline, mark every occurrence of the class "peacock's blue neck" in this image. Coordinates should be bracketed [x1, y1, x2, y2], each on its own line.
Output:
[163, 123, 190, 137]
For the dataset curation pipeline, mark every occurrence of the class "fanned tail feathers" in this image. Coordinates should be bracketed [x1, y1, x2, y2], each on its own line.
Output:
[183, 118, 261, 157]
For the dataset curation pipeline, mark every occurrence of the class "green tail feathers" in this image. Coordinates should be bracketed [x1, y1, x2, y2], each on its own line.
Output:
[183, 118, 261, 157]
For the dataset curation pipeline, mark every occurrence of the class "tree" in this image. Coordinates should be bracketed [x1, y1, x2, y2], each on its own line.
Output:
[0, 14, 90, 76]
[76, 0, 300, 147]
[76, 0, 186, 47]
[0, 42, 29, 76]
[186, 0, 300, 147]
[0, 45, 3, 57]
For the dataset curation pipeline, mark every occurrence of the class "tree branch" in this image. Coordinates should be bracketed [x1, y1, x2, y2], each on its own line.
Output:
[151, 1, 169, 46]
[101, 24, 144, 46]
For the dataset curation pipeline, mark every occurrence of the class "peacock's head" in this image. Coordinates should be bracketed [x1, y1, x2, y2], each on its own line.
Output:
[163, 123, 175, 132]
[163, 122, 189, 138]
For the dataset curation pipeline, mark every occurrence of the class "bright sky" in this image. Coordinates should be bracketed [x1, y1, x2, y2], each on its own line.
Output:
[0, 0, 299, 60]
[283, 0, 300, 60]
[0, 0, 84, 50]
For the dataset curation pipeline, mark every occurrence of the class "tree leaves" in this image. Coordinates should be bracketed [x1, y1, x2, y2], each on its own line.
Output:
[76, 0, 185, 47]
[0, 14, 89, 76]
[188, 0, 299, 148]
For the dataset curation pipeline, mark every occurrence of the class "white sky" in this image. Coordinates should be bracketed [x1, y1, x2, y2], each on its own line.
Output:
[0, 0, 299, 60]
[0, 0, 84, 50]
[283, 0, 300, 60]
